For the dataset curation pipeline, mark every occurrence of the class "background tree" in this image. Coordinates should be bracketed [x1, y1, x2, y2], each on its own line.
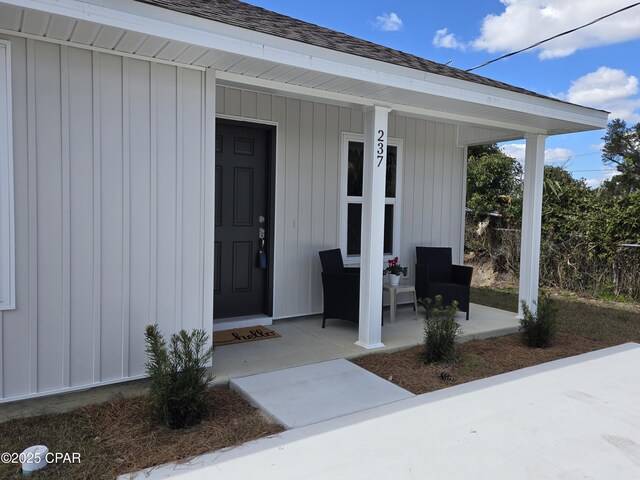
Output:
[587, 190, 640, 256]
[538, 166, 596, 292]
[466, 144, 522, 223]
[542, 166, 593, 241]
[467, 143, 502, 158]
[602, 119, 640, 194]
[465, 138, 640, 300]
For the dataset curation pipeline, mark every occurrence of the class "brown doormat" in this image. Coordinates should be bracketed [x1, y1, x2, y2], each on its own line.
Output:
[213, 325, 281, 347]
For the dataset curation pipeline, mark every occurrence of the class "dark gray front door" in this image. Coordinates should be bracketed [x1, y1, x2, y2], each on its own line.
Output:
[214, 121, 272, 318]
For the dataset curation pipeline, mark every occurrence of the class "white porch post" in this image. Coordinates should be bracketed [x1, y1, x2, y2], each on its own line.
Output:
[356, 106, 391, 349]
[518, 134, 547, 317]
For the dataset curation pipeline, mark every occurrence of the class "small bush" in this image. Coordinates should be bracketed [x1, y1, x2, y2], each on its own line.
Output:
[145, 325, 215, 429]
[420, 296, 461, 363]
[519, 295, 558, 348]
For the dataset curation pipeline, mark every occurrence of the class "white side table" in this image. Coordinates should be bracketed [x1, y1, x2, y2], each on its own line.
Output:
[382, 282, 419, 323]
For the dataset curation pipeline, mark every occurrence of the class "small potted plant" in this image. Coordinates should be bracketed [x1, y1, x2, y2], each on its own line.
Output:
[384, 256, 405, 286]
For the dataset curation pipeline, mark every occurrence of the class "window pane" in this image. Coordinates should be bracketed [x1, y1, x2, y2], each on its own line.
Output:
[347, 205, 393, 256]
[347, 203, 362, 256]
[384, 205, 394, 255]
[386, 145, 397, 198]
[348, 141, 363, 197]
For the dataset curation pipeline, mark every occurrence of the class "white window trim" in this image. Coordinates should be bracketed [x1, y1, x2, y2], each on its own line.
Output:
[339, 132, 403, 266]
[0, 39, 15, 310]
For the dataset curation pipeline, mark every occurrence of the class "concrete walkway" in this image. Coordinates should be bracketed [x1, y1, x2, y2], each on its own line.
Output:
[230, 359, 413, 428]
[126, 343, 640, 480]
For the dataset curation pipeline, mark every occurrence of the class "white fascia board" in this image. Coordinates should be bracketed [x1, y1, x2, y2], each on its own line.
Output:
[458, 134, 527, 147]
[461, 135, 526, 146]
[6, 0, 608, 130]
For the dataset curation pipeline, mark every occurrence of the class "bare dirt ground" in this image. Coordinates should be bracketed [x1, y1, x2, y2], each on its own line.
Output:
[0, 388, 283, 480]
[465, 253, 517, 290]
[352, 333, 612, 395]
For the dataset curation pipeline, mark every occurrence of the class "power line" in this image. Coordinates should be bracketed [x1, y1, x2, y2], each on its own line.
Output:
[501, 149, 603, 162]
[543, 151, 602, 161]
[466, 2, 640, 72]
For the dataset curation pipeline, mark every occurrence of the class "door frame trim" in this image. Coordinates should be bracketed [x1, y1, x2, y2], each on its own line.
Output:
[216, 113, 278, 128]
[214, 117, 277, 319]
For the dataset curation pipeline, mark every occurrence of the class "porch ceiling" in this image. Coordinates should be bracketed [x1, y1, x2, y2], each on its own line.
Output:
[0, 1, 609, 143]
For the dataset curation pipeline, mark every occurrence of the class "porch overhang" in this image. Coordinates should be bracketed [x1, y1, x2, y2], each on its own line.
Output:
[0, 0, 608, 143]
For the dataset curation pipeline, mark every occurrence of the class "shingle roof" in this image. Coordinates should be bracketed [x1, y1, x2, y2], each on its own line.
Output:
[133, 0, 574, 106]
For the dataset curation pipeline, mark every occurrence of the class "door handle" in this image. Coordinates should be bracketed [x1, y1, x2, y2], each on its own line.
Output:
[257, 224, 267, 269]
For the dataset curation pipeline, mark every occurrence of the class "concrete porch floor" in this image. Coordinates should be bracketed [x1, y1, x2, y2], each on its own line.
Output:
[0, 303, 518, 421]
[210, 302, 519, 385]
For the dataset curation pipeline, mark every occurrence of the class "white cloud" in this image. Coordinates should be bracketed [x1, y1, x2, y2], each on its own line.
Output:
[501, 144, 526, 163]
[501, 143, 574, 164]
[544, 147, 575, 164]
[566, 67, 637, 104]
[560, 67, 640, 122]
[585, 169, 616, 188]
[469, 0, 640, 59]
[433, 28, 467, 50]
[374, 12, 403, 32]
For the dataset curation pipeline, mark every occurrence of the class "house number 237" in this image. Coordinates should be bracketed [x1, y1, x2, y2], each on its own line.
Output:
[376, 129, 385, 167]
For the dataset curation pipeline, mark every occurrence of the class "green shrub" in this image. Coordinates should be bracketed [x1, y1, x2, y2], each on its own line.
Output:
[144, 325, 215, 429]
[420, 296, 461, 363]
[519, 295, 558, 348]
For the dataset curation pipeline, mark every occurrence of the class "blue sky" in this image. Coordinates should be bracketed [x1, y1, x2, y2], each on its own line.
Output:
[245, 0, 640, 187]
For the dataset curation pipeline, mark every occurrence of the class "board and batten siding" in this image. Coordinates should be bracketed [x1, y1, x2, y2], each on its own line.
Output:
[216, 86, 466, 320]
[0, 35, 213, 401]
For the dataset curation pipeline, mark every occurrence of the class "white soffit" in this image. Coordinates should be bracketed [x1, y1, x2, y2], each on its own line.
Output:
[0, 0, 609, 135]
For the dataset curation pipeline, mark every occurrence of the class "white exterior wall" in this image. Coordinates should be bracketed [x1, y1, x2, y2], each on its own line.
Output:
[388, 115, 466, 273]
[0, 35, 213, 401]
[0, 37, 464, 402]
[216, 86, 466, 320]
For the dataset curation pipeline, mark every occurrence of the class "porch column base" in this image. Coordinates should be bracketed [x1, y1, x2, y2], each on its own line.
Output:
[355, 341, 386, 350]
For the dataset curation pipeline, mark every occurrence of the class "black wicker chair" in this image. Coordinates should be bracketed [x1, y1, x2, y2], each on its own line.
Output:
[415, 247, 473, 320]
[318, 249, 360, 328]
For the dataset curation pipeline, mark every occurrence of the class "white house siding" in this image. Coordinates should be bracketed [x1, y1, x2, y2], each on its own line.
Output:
[216, 87, 465, 320]
[389, 116, 466, 273]
[0, 35, 212, 401]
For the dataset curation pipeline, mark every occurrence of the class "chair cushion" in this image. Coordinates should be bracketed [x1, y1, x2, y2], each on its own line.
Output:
[416, 247, 452, 282]
[319, 249, 345, 274]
